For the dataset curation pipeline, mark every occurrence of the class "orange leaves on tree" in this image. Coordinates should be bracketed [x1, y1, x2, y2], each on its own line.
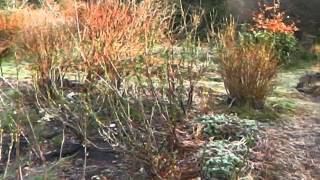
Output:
[252, 2, 298, 34]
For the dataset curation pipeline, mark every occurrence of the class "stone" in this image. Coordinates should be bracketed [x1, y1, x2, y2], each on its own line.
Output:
[296, 73, 320, 97]
[74, 158, 84, 167]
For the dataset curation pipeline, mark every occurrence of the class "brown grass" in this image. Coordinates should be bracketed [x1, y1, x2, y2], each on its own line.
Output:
[218, 21, 278, 108]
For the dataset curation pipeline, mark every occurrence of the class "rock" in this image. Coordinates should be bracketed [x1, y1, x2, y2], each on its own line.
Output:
[296, 73, 320, 97]
[69, 174, 81, 180]
[132, 167, 149, 179]
[37, 122, 62, 139]
[101, 168, 113, 176]
[74, 158, 84, 167]
[90, 175, 106, 180]
[0, 163, 4, 174]
[86, 147, 118, 162]
[85, 165, 100, 178]
[253, 100, 265, 110]
[62, 167, 70, 172]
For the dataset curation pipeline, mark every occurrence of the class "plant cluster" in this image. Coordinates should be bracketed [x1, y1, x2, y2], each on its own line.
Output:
[0, 11, 23, 39]
[1, 0, 303, 178]
[199, 114, 258, 179]
[218, 21, 278, 108]
[252, 1, 297, 34]
[242, 30, 298, 64]
[1, 6, 61, 35]
[1, 0, 212, 178]
[199, 114, 258, 141]
[249, 1, 298, 64]
[17, 25, 75, 88]
[77, 0, 158, 82]
[201, 140, 249, 180]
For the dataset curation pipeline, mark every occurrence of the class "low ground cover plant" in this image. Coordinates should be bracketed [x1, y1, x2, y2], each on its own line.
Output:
[199, 114, 258, 179]
[201, 140, 249, 179]
[199, 114, 258, 140]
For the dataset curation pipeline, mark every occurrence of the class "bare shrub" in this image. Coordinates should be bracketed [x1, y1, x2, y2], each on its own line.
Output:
[3, 1, 210, 178]
[76, 0, 161, 83]
[17, 25, 75, 88]
[3, 4, 77, 89]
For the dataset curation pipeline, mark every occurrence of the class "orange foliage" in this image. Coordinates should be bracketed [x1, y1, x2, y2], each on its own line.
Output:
[18, 25, 74, 85]
[0, 11, 24, 32]
[0, 1, 76, 34]
[77, 0, 160, 81]
[2, 0, 162, 84]
[252, 1, 298, 34]
[11, 4, 77, 86]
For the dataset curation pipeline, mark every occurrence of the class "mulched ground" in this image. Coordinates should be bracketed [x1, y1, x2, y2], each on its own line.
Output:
[252, 76, 320, 180]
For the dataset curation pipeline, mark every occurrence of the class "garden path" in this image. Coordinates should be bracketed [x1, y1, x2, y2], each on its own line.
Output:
[252, 63, 320, 180]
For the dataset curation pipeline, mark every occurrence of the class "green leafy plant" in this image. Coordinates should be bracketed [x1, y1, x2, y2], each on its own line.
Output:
[201, 139, 250, 180]
[240, 29, 298, 64]
[199, 114, 258, 179]
[199, 114, 258, 141]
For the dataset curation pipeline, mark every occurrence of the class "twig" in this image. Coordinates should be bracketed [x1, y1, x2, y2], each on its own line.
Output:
[3, 134, 14, 179]
[59, 125, 66, 160]
[0, 128, 2, 161]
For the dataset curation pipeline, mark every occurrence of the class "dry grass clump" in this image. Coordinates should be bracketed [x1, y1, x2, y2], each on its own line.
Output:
[218, 21, 278, 108]
[0, 4, 77, 89]
[3, 0, 164, 86]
